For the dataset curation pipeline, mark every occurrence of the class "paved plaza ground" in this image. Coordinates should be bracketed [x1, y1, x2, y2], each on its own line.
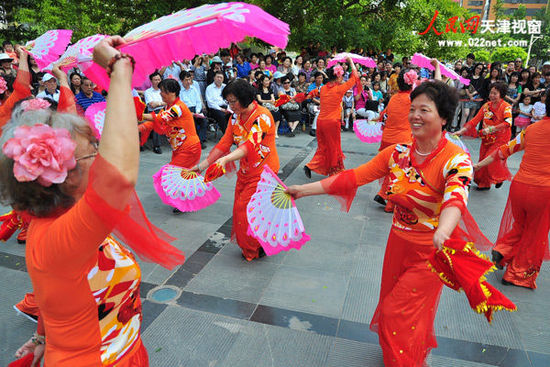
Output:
[1, 128, 549, 366]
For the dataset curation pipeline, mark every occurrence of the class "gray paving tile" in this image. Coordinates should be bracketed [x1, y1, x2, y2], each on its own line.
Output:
[184, 251, 280, 304]
[219, 321, 332, 367]
[259, 265, 349, 319]
[0, 268, 36, 367]
[341, 277, 381, 324]
[326, 338, 384, 367]
[514, 301, 550, 355]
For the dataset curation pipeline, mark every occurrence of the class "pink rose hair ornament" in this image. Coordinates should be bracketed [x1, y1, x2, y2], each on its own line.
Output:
[21, 98, 51, 112]
[404, 69, 419, 89]
[333, 65, 344, 78]
[0, 77, 7, 95]
[2, 124, 77, 187]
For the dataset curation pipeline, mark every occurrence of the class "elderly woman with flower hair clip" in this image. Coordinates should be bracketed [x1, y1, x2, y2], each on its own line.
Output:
[1, 36, 184, 367]
[304, 56, 360, 178]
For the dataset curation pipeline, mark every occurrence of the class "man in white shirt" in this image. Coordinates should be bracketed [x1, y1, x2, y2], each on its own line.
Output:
[205, 71, 230, 132]
[143, 71, 166, 154]
[36, 74, 60, 102]
[180, 70, 208, 148]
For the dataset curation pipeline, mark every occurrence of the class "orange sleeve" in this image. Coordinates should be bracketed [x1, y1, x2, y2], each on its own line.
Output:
[58, 85, 77, 114]
[352, 144, 395, 185]
[464, 104, 484, 135]
[499, 130, 525, 159]
[337, 72, 359, 95]
[0, 70, 32, 128]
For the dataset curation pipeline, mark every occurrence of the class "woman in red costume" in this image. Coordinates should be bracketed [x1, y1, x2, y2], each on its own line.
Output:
[455, 81, 512, 190]
[287, 81, 490, 366]
[304, 56, 360, 178]
[474, 89, 550, 289]
[373, 68, 415, 212]
[1, 37, 184, 366]
[194, 79, 279, 261]
[140, 78, 201, 168]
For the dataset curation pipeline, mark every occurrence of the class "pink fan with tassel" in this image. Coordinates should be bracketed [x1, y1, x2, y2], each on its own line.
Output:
[327, 53, 377, 69]
[24, 30, 73, 71]
[247, 165, 310, 256]
[45, 34, 107, 72]
[84, 101, 106, 139]
[411, 53, 470, 86]
[153, 165, 220, 212]
[353, 119, 383, 144]
[82, 2, 290, 90]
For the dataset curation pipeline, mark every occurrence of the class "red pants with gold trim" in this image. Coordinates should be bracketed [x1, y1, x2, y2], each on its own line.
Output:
[232, 171, 263, 260]
[370, 229, 443, 367]
[494, 180, 550, 289]
[306, 118, 345, 176]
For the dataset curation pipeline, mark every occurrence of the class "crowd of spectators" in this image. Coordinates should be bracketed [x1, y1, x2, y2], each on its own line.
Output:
[1, 39, 548, 144]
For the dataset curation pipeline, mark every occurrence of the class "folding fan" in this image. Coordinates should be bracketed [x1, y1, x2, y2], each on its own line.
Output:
[327, 53, 377, 69]
[411, 53, 470, 86]
[84, 101, 106, 139]
[353, 119, 383, 144]
[247, 165, 310, 256]
[82, 2, 290, 90]
[24, 30, 72, 70]
[153, 165, 220, 212]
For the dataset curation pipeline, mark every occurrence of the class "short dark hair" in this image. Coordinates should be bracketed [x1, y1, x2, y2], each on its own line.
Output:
[222, 79, 256, 108]
[490, 81, 508, 98]
[254, 70, 264, 79]
[467, 53, 475, 60]
[410, 80, 459, 127]
[220, 49, 230, 58]
[158, 78, 180, 96]
[325, 66, 339, 82]
[213, 70, 225, 78]
[2, 40, 12, 47]
[313, 71, 324, 80]
[397, 68, 414, 91]
[149, 71, 162, 81]
[179, 70, 192, 80]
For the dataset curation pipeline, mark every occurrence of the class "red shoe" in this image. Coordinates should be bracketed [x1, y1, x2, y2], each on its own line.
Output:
[384, 202, 394, 213]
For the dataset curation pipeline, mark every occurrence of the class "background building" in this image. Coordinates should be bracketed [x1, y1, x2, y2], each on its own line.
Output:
[461, 0, 549, 19]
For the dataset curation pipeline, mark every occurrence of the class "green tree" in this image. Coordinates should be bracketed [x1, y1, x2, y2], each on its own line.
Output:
[491, 46, 527, 63]
[474, 49, 491, 62]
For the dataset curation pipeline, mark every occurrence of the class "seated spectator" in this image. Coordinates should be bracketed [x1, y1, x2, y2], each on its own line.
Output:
[271, 71, 285, 97]
[342, 89, 355, 130]
[301, 59, 313, 82]
[294, 72, 309, 94]
[265, 54, 277, 74]
[249, 53, 259, 70]
[0, 53, 16, 78]
[2, 41, 17, 63]
[205, 70, 230, 132]
[75, 77, 106, 112]
[279, 76, 301, 137]
[292, 55, 304, 76]
[278, 57, 293, 75]
[36, 74, 60, 102]
[256, 74, 282, 137]
[206, 56, 225, 85]
[143, 71, 165, 154]
[234, 53, 251, 79]
[180, 70, 208, 148]
[190, 55, 209, 98]
[257, 59, 272, 78]
[307, 72, 324, 135]
[69, 72, 82, 95]
[220, 49, 235, 81]
[355, 75, 378, 120]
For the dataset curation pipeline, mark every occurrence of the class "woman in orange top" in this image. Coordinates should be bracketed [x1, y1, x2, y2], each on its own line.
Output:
[0, 46, 31, 130]
[474, 90, 550, 289]
[287, 81, 490, 366]
[2, 37, 183, 367]
[195, 79, 279, 261]
[455, 81, 512, 189]
[373, 69, 414, 211]
[304, 57, 360, 177]
[140, 78, 201, 168]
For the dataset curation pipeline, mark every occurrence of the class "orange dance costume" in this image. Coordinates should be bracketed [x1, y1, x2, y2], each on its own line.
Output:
[493, 117, 550, 288]
[321, 135, 487, 366]
[139, 98, 201, 168]
[306, 71, 359, 176]
[206, 102, 279, 260]
[26, 156, 158, 366]
[377, 91, 413, 203]
[463, 100, 513, 188]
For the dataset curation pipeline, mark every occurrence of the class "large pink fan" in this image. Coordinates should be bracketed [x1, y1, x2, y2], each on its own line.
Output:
[24, 30, 73, 71]
[411, 53, 470, 86]
[44, 34, 107, 72]
[327, 53, 376, 69]
[83, 2, 290, 90]
[354, 119, 383, 144]
[153, 165, 220, 212]
[247, 166, 310, 256]
[84, 101, 106, 139]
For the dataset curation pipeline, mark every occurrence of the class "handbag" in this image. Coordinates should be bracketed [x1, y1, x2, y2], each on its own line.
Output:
[281, 101, 300, 111]
[264, 102, 279, 112]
